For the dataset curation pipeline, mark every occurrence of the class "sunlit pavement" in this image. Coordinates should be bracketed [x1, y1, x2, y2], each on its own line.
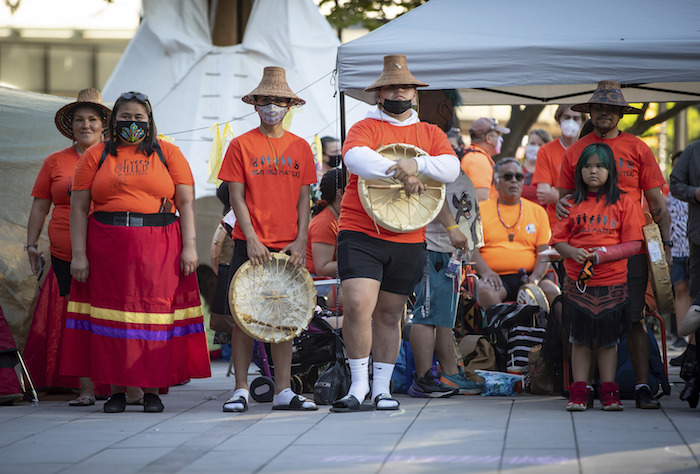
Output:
[1, 344, 698, 474]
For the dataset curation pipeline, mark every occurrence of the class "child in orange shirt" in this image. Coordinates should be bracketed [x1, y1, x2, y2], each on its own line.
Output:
[551, 143, 643, 411]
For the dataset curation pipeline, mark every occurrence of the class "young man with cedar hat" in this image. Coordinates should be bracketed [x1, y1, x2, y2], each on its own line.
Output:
[557, 80, 670, 409]
[218, 67, 318, 413]
[331, 54, 460, 412]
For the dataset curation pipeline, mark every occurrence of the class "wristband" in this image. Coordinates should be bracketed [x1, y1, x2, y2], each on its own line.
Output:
[445, 224, 458, 231]
[24, 243, 38, 251]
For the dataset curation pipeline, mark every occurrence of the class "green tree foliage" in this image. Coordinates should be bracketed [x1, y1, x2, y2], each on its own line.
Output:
[319, 0, 426, 32]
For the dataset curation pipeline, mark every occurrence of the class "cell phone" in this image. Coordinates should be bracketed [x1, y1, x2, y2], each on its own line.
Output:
[36, 253, 45, 281]
[159, 198, 173, 213]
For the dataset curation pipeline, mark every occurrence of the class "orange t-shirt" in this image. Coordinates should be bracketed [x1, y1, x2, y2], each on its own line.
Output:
[460, 143, 497, 200]
[557, 132, 665, 210]
[31, 147, 80, 261]
[73, 140, 194, 213]
[550, 194, 644, 286]
[340, 118, 456, 243]
[218, 129, 316, 249]
[305, 206, 338, 273]
[533, 139, 567, 229]
[479, 197, 551, 275]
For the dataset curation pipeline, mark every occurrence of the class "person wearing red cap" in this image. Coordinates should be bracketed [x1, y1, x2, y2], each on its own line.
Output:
[331, 54, 460, 412]
[462, 118, 511, 202]
[557, 80, 670, 409]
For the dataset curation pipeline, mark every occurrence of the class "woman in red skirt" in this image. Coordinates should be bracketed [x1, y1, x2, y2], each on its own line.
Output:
[62, 91, 211, 413]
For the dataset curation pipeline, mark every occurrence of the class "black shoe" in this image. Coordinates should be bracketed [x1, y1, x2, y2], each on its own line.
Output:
[670, 354, 684, 367]
[635, 386, 661, 409]
[143, 393, 164, 413]
[407, 370, 458, 398]
[103, 393, 126, 413]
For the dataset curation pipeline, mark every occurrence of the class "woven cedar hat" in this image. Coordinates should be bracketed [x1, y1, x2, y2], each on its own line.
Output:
[571, 80, 641, 114]
[242, 66, 305, 106]
[365, 54, 429, 92]
[54, 88, 111, 139]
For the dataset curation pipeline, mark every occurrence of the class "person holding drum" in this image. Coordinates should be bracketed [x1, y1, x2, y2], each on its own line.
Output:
[331, 54, 460, 412]
[218, 67, 319, 412]
[471, 158, 560, 309]
[557, 81, 670, 409]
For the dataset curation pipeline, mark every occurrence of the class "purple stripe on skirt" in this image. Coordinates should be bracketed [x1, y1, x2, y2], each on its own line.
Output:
[66, 318, 204, 341]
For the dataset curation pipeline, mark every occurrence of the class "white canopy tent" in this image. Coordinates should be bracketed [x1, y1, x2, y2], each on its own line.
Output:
[103, 0, 370, 199]
[337, 0, 700, 106]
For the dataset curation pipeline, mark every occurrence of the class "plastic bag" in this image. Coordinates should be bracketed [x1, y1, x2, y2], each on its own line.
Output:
[475, 370, 522, 396]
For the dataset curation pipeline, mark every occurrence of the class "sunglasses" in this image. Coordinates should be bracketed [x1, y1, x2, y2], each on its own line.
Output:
[120, 91, 149, 101]
[256, 96, 290, 107]
[499, 172, 524, 182]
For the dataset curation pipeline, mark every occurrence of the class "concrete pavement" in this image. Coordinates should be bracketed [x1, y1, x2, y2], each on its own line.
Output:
[1, 349, 699, 474]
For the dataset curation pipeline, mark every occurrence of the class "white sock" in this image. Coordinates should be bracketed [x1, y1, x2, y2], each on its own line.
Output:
[347, 357, 370, 401]
[273, 388, 315, 408]
[224, 388, 249, 410]
[635, 383, 650, 391]
[373, 362, 398, 409]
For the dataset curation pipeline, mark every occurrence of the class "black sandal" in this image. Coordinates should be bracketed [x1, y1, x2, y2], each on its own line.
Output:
[223, 395, 248, 413]
[374, 393, 400, 411]
[330, 394, 375, 413]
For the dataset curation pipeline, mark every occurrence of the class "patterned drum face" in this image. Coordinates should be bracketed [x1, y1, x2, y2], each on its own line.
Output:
[228, 253, 317, 343]
[358, 143, 446, 233]
[516, 283, 550, 313]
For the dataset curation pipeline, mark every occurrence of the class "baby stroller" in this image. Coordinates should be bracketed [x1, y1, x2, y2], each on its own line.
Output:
[249, 296, 344, 403]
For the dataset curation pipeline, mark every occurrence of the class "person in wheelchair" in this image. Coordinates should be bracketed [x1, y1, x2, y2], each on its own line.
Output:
[471, 158, 560, 309]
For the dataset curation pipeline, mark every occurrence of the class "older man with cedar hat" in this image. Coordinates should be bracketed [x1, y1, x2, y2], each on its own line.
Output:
[557, 80, 670, 409]
[331, 55, 460, 412]
[462, 118, 511, 202]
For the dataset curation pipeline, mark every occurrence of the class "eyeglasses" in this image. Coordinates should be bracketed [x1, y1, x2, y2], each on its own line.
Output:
[256, 96, 290, 107]
[590, 104, 624, 114]
[120, 91, 149, 102]
[499, 172, 524, 182]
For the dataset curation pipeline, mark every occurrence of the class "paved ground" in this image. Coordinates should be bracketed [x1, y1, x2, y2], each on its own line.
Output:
[1, 345, 699, 474]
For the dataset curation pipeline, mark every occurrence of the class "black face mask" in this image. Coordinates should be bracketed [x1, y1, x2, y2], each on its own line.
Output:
[381, 98, 413, 115]
[326, 154, 342, 167]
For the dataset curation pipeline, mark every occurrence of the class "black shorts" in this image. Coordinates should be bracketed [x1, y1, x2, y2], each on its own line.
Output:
[337, 230, 425, 296]
[51, 254, 71, 297]
[627, 254, 648, 322]
[499, 273, 523, 302]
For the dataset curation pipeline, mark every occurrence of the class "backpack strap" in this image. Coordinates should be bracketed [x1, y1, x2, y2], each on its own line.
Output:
[97, 141, 169, 171]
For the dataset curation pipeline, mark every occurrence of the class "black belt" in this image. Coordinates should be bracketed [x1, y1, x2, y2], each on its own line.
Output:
[93, 211, 177, 227]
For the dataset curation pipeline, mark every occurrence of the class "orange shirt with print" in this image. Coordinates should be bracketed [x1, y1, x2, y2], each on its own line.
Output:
[533, 139, 567, 229]
[479, 197, 551, 275]
[551, 194, 643, 286]
[31, 147, 81, 261]
[218, 129, 316, 249]
[340, 118, 456, 243]
[73, 140, 194, 214]
[460, 143, 497, 200]
[305, 205, 338, 273]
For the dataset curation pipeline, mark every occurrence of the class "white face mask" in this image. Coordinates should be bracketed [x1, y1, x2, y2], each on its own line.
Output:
[256, 104, 288, 126]
[560, 119, 581, 138]
[494, 135, 504, 155]
[525, 144, 539, 161]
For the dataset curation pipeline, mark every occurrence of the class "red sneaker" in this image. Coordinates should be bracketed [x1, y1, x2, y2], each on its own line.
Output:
[567, 381, 590, 411]
[599, 382, 623, 411]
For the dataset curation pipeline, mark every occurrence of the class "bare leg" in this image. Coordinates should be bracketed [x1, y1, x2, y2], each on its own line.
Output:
[597, 345, 618, 383]
[627, 322, 649, 384]
[232, 325, 254, 391]
[477, 281, 506, 309]
[435, 326, 460, 376]
[370, 290, 409, 364]
[77, 377, 94, 399]
[410, 323, 436, 377]
[539, 279, 561, 306]
[342, 278, 381, 359]
[269, 340, 292, 393]
[571, 343, 592, 383]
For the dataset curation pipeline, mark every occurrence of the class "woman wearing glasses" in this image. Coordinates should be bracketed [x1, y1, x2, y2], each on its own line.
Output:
[61, 91, 211, 413]
[471, 158, 560, 308]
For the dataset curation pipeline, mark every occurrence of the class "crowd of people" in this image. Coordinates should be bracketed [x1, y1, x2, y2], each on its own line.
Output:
[21, 54, 700, 414]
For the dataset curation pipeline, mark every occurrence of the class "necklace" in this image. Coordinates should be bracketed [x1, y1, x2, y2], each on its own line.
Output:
[496, 199, 523, 242]
[265, 133, 280, 170]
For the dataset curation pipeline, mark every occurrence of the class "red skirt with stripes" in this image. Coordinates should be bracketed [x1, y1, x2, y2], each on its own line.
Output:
[60, 216, 211, 387]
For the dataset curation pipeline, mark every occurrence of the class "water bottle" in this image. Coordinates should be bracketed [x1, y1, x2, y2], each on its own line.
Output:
[445, 248, 463, 279]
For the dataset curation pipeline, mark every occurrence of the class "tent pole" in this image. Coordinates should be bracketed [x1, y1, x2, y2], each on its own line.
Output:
[339, 91, 347, 144]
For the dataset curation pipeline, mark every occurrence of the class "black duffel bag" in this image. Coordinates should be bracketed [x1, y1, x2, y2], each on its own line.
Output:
[482, 303, 541, 372]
